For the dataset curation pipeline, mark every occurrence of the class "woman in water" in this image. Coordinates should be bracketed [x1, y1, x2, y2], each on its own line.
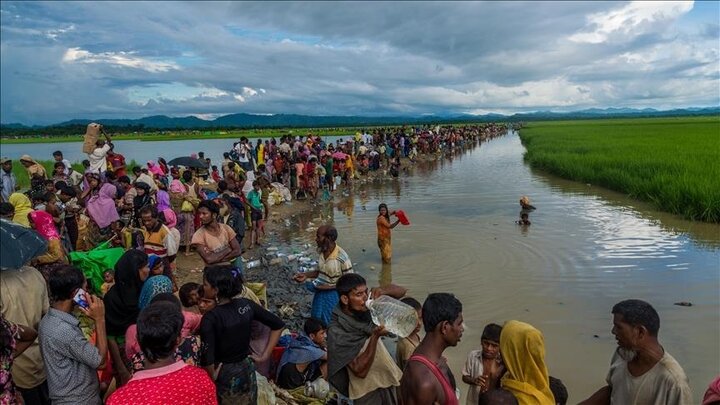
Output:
[377, 203, 400, 264]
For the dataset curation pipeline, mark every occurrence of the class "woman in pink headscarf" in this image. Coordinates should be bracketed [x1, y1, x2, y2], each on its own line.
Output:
[147, 160, 165, 177]
[82, 173, 120, 247]
[84, 173, 120, 229]
[28, 210, 68, 277]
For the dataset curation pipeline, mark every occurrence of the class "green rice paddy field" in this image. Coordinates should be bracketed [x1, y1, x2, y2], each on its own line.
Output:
[519, 116, 720, 222]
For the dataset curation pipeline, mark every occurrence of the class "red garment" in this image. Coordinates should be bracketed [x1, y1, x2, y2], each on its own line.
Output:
[211, 170, 221, 183]
[107, 361, 217, 405]
[107, 153, 127, 178]
[408, 354, 458, 405]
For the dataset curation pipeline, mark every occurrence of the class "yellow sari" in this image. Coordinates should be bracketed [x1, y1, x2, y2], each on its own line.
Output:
[500, 320, 555, 405]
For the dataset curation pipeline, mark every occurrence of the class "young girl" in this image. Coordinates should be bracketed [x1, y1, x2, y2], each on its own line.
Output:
[247, 180, 265, 248]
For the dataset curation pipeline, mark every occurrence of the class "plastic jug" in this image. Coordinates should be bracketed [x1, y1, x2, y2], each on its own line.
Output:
[366, 295, 418, 338]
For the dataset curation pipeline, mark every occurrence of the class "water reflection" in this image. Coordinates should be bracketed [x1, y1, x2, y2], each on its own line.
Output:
[530, 168, 720, 248]
[379, 263, 393, 287]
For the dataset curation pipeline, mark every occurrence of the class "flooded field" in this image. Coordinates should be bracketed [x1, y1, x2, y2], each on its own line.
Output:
[5, 131, 717, 402]
[272, 131, 719, 402]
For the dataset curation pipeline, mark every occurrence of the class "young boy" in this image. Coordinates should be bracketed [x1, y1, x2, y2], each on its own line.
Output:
[396, 296, 422, 370]
[462, 323, 505, 405]
[276, 318, 328, 390]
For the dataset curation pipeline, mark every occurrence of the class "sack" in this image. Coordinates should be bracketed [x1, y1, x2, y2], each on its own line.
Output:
[82, 123, 102, 154]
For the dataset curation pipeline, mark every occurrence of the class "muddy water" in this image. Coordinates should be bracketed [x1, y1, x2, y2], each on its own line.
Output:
[274, 131, 719, 403]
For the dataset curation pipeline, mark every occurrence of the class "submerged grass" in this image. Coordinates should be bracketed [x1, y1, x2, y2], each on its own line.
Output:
[519, 116, 720, 222]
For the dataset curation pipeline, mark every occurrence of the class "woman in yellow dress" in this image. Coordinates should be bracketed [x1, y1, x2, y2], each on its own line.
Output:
[376, 203, 400, 264]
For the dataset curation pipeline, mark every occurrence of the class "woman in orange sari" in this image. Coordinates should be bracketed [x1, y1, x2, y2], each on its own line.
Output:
[376, 203, 400, 264]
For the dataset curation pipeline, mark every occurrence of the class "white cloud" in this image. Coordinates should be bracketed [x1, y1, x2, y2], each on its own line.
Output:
[242, 86, 258, 96]
[45, 24, 74, 40]
[62, 47, 179, 72]
[569, 1, 694, 44]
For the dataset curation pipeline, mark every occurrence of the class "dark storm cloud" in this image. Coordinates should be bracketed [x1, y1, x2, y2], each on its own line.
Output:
[1, 1, 717, 124]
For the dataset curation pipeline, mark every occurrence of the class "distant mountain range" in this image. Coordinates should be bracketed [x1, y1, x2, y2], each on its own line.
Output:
[2, 107, 718, 131]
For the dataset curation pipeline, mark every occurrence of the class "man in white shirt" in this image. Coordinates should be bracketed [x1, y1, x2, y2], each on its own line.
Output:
[237, 137, 253, 171]
[581, 299, 692, 405]
[53, 151, 72, 176]
[87, 132, 113, 175]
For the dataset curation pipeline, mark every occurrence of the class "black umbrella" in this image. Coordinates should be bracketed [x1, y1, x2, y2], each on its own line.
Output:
[167, 156, 208, 169]
[0, 218, 48, 270]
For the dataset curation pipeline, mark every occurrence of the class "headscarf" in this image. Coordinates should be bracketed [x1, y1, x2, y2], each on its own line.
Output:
[20, 155, 47, 179]
[147, 161, 164, 177]
[703, 375, 720, 405]
[29, 210, 59, 240]
[169, 178, 185, 193]
[9, 193, 33, 227]
[133, 182, 152, 209]
[161, 208, 177, 229]
[104, 250, 148, 336]
[86, 181, 120, 228]
[500, 320, 555, 405]
[138, 275, 173, 310]
[156, 189, 170, 212]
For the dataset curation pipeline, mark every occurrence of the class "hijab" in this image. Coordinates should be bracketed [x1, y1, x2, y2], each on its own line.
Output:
[138, 275, 173, 310]
[104, 250, 148, 336]
[29, 210, 59, 240]
[86, 179, 120, 229]
[156, 189, 170, 212]
[20, 155, 46, 179]
[161, 208, 177, 229]
[9, 193, 33, 228]
[133, 182, 152, 209]
[500, 320, 555, 405]
[147, 161, 164, 177]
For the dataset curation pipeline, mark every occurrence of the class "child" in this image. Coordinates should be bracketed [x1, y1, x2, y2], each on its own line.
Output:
[211, 165, 221, 183]
[147, 254, 164, 276]
[396, 297, 422, 370]
[101, 270, 115, 296]
[179, 282, 201, 309]
[516, 212, 531, 226]
[247, 180, 265, 248]
[197, 293, 216, 315]
[462, 323, 505, 405]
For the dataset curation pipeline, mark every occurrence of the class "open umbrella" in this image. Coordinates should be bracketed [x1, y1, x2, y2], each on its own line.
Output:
[332, 151, 348, 160]
[167, 156, 208, 169]
[0, 218, 48, 270]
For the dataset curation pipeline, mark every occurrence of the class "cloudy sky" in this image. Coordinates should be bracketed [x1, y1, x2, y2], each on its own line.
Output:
[1, 1, 718, 124]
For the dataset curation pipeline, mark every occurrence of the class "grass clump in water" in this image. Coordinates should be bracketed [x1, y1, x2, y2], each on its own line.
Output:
[519, 116, 720, 222]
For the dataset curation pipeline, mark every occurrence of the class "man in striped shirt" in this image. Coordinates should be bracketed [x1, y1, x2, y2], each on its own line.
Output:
[293, 225, 353, 325]
[140, 206, 177, 285]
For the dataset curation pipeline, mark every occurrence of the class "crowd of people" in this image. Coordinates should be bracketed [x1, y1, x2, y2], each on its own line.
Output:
[0, 122, 715, 405]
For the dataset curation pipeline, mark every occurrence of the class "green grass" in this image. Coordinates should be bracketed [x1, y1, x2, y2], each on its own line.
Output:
[11, 159, 140, 189]
[519, 116, 720, 222]
[0, 127, 364, 144]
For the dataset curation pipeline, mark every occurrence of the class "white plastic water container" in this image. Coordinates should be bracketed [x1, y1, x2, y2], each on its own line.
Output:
[366, 295, 418, 338]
